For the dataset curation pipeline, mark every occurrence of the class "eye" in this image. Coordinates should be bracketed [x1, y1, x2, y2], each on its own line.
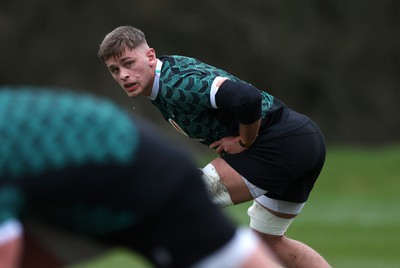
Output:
[125, 61, 134, 67]
[109, 67, 119, 74]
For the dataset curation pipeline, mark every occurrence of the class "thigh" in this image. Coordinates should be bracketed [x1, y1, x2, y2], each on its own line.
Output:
[222, 121, 326, 203]
[210, 158, 254, 204]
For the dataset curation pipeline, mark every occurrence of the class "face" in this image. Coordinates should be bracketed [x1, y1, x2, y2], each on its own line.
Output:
[105, 45, 157, 98]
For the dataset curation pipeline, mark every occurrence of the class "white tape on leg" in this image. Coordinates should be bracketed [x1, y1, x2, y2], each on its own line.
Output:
[201, 164, 233, 208]
[247, 201, 294, 236]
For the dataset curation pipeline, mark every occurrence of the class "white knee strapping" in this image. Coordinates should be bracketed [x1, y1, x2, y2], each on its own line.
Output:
[201, 164, 233, 208]
[247, 201, 294, 236]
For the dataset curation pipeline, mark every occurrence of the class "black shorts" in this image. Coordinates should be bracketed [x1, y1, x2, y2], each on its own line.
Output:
[222, 109, 326, 203]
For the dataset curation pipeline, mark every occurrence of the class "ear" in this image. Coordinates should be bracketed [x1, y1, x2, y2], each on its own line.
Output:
[146, 48, 156, 65]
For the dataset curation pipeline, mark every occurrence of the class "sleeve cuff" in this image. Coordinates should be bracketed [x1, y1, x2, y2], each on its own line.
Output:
[0, 219, 23, 245]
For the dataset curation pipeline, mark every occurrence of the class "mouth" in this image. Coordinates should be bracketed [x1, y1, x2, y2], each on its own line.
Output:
[124, 82, 138, 92]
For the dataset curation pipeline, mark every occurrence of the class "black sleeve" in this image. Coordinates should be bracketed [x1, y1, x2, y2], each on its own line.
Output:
[215, 80, 262, 124]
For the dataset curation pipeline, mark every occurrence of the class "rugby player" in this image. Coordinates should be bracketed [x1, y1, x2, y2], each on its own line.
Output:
[98, 26, 331, 268]
[0, 87, 281, 268]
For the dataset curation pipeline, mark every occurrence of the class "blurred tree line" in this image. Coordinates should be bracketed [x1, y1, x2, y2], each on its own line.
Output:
[1, 0, 399, 145]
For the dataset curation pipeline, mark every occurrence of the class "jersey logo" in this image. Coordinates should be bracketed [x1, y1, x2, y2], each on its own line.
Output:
[168, 118, 189, 137]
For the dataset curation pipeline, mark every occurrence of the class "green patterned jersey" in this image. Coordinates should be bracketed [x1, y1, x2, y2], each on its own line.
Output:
[150, 55, 276, 146]
[0, 86, 139, 235]
[0, 87, 138, 179]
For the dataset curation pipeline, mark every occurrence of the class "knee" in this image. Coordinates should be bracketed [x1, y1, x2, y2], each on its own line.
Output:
[253, 230, 285, 247]
[247, 201, 295, 236]
[200, 163, 233, 208]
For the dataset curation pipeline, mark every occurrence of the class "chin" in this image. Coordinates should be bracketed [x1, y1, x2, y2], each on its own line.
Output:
[127, 91, 139, 98]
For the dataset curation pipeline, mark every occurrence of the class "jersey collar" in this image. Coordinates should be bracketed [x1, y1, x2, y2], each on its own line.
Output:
[148, 59, 163, 100]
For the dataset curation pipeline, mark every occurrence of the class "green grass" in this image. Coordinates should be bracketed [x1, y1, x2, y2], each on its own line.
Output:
[73, 145, 400, 268]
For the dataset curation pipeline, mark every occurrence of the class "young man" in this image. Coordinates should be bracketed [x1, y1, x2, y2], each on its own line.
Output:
[0, 86, 282, 268]
[98, 26, 331, 268]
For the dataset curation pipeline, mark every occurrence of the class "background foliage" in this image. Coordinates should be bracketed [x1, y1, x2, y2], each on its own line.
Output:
[1, 0, 399, 145]
[1, 1, 399, 267]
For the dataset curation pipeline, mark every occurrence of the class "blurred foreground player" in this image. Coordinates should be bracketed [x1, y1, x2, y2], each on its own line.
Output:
[0, 86, 281, 268]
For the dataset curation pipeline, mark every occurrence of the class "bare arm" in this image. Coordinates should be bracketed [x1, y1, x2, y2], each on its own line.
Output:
[0, 237, 23, 268]
[0, 220, 24, 268]
[238, 118, 261, 149]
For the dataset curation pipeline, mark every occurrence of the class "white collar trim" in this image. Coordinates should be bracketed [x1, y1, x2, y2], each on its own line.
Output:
[149, 59, 163, 100]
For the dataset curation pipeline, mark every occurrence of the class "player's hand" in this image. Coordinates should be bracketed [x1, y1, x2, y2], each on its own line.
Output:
[209, 136, 246, 156]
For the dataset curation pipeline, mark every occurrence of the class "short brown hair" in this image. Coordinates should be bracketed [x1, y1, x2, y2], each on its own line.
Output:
[98, 26, 147, 60]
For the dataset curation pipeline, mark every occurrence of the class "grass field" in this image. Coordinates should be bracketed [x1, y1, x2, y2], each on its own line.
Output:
[73, 145, 400, 268]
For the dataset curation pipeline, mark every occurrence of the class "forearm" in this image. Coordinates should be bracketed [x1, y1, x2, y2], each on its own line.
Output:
[0, 220, 23, 268]
[0, 238, 23, 268]
[238, 118, 261, 148]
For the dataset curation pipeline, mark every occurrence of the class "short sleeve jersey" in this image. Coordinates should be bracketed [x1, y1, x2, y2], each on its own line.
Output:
[151, 55, 276, 146]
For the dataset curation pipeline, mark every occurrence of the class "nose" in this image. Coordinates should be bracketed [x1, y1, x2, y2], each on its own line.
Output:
[119, 68, 130, 80]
